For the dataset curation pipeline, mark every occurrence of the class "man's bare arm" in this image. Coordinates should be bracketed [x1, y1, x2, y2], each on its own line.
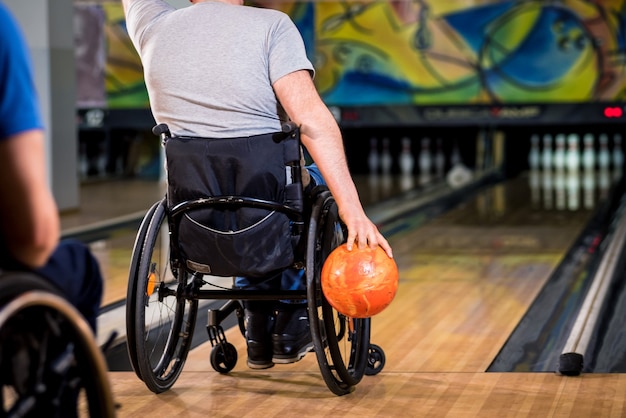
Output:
[0, 130, 59, 267]
[273, 70, 392, 257]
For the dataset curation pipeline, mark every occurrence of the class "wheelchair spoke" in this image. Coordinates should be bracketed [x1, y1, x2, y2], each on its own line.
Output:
[148, 298, 190, 376]
[129, 199, 198, 393]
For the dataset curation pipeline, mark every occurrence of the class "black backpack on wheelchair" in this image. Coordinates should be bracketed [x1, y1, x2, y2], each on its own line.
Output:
[125, 123, 386, 396]
[165, 124, 305, 278]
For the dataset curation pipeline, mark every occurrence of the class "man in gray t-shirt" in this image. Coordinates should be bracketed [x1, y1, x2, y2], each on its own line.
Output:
[123, 0, 392, 370]
[126, 0, 312, 138]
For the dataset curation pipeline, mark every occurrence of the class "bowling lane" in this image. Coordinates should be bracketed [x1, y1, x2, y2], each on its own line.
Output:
[99, 170, 626, 416]
[72, 166, 614, 370]
[170, 170, 611, 377]
[378, 172, 600, 373]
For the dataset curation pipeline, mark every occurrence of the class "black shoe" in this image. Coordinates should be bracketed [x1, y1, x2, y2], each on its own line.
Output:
[246, 339, 274, 370]
[244, 302, 275, 369]
[272, 304, 313, 364]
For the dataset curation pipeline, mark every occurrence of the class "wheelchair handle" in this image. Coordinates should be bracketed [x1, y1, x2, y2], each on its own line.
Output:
[152, 123, 172, 144]
[282, 121, 299, 134]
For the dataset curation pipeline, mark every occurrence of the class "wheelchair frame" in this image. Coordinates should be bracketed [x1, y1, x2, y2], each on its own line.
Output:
[0, 271, 116, 417]
[125, 123, 385, 396]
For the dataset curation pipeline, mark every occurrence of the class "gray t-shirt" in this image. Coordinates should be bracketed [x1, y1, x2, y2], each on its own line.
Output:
[126, 1, 314, 137]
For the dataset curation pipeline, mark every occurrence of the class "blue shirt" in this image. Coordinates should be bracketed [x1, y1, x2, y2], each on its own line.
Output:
[0, 4, 43, 139]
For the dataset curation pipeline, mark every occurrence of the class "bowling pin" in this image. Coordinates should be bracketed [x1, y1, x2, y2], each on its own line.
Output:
[598, 133, 610, 171]
[542, 169, 553, 210]
[435, 138, 445, 178]
[368, 137, 379, 174]
[581, 133, 595, 172]
[380, 137, 392, 175]
[528, 134, 540, 170]
[400, 172, 414, 192]
[542, 134, 553, 172]
[566, 133, 580, 174]
[553, 134, 566, 172]
[613, 133, 624, 181]
[566, 171, 580, 211]
[583, 170, 595, 209]
[529, 168, 540, 207]
[419, 137, 432, 178]
[598, 168, 610, 199]
[399, 137, 414, 176]
[554, 171, 566, 210]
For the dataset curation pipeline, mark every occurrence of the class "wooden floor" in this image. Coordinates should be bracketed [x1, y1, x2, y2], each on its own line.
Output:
[110, 371, 626, 417]
[65, 172, 626, 417]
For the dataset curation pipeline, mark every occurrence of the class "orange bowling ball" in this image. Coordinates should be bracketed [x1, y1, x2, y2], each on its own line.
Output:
[321, 243, 398, 318]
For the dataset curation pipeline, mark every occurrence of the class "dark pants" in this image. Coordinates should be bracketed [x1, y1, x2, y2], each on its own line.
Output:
[235, 163, 324, 299]
[0, 239, 103, 332]
[32, 239, 103, 333]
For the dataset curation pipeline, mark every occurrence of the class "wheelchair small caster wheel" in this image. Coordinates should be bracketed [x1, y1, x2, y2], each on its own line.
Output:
[365, 344, 385, 376]
[210, 342, 238, 373]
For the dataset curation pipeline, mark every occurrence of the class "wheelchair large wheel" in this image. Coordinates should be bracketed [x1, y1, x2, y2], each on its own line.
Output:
[127, 199, 199, 394]
[0, 273, 115, 417]
[306, 191, 372, 396]
[125, 199, 161, 381]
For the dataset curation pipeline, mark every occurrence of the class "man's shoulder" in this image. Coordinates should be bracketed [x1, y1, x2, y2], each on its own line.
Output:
[239, 4, 289, 21]
[126, 0, 175, 20]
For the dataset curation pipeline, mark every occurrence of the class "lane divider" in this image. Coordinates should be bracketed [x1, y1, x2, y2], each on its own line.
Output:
[558, 196, 626, 375]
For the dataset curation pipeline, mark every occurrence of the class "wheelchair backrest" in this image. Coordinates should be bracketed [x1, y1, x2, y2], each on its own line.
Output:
[164, 126, 305, 278]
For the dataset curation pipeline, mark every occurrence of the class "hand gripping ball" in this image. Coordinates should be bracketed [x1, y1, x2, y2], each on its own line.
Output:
[321, 244, 398, 318]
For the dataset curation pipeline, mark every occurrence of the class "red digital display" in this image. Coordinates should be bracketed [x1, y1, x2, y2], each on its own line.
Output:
[603, 107, 623, 118]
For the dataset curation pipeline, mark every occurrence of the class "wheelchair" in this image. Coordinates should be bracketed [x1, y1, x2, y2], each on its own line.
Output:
[125, 122, 386, 396]
[0, 270, 116, 417]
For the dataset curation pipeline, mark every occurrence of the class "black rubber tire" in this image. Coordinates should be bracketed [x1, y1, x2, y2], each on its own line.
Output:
[210, 342, 238, 374]
[125, 199, 161, 381]
[365, 344, 386, 376]
[306, 190, 371, 396]
[129, 199, 199, 394]
[0, 272, 116, 417]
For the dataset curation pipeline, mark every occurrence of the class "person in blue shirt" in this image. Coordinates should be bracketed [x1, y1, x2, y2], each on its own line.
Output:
[0, 4, 103, 332]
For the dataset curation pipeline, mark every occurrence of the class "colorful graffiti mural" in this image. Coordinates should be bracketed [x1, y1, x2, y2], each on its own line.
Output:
[315, 0, 626, 106]
[103, 4, 149, 108]
[77, 1, 626, 110]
